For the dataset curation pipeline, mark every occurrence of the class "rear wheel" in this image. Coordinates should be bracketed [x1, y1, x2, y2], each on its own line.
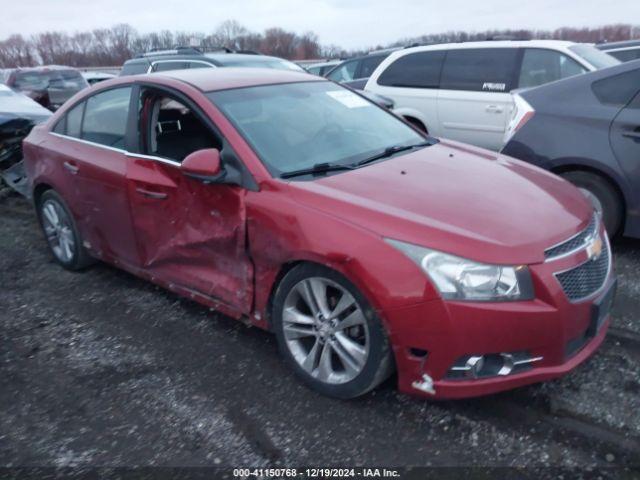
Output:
[272, 264, 393, 399]
[560, 171, 623, 237]
[37, 190, 94, 270]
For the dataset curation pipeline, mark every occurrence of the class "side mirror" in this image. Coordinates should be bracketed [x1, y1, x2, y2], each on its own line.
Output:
[181, 148, 226, 183]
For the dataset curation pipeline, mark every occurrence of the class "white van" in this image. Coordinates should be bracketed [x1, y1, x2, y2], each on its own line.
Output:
[365, 40, 619, 151]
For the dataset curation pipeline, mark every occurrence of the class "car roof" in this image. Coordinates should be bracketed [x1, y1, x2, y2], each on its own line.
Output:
[144, 67, 320, 91]
[400, 39, 577, 53]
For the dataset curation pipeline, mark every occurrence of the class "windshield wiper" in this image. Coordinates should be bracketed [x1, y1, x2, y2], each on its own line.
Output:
[280, 162, 355, 179]
[354, 141, 433, 167]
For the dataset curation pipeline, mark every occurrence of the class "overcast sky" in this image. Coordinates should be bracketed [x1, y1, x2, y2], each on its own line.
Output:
[3, 0, 639, 49]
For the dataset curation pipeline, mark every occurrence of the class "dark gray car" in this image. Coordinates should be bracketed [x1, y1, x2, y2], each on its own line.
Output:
[502, 60, 640, 238]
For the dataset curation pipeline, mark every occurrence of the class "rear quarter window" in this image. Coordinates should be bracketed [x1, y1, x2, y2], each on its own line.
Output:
[377, 51, 445, 88]
[440, 48, 519, 92]
[592, 69, 640, 106]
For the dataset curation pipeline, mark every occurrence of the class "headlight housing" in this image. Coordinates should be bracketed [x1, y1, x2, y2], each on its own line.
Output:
[386, 239, 534, 302]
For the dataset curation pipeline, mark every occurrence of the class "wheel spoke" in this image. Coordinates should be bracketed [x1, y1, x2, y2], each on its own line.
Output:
[283, 324, 316, 340]
[329, 291, 355, 320]
[283, 306, 315, 326]
[301, 339, 321, 372]
[336, 308, 365, 330]
[334, 331, 367, 368]
[60, 235, 73, 261]
[316, 342, 334, 381]
[331, 340, 360, 376]
[308, 278, 331, 318]
[43, 204, 59, 227]
[296, 280, 319, 317]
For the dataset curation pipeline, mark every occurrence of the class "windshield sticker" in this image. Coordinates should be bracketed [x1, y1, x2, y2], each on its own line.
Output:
[326, 90, 370, 108]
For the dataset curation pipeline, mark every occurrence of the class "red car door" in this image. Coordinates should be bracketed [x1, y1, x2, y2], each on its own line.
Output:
[49, 86, 140, 267]
[125, 86, 254, 314]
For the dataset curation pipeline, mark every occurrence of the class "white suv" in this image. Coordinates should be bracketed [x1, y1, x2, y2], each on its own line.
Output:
[365, 40, 620, 151]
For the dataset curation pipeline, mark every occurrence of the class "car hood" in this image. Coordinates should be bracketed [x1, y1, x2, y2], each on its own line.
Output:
[288, 140, 593, 265]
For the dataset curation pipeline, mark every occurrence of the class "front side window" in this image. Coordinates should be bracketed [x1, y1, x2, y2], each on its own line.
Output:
[82, 87, 132, 148]
[378, 51, 445, 88]
[440, 48, 519, 92]
[518, 49, 587, 88]
[208, 81, 426, 178]
[139, 89, 220, 162]
[327, 61, 359, 82]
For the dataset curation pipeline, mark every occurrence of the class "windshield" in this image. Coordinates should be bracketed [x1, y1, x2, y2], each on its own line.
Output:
[13, 69, 88, 91]
[207, 81, 426, 178]
[568, 44, 621, 69]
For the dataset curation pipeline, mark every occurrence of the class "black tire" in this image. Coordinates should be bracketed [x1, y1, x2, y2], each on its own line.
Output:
[404, 116, 428, 134]
[560, 171, 623, 237]
[37, 190, 94, 270]
[272, 263, 394, 399]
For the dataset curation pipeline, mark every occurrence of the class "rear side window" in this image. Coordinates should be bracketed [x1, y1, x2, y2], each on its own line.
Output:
[377, 51, 445, 88]
[518, 49, 587, 88]
[82, 87, 132, 148]
[440, 48, 519, 92]
[592, 69, 640, 106]
[609, 49, 640, 62]
[359, 55, 386, 79]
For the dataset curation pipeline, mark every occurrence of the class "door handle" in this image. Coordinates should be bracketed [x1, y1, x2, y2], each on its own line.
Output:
[135, 187, 168, 200]
[63, 161, 79, 175]
[622, 131, 640, 140]
[486, 105, 504, 114]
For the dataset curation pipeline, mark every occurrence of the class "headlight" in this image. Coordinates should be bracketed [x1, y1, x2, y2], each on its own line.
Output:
[386, 239, 534, 301]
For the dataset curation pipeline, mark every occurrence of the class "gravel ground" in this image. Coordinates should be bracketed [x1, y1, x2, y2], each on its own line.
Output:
[1, 193, 639, 472]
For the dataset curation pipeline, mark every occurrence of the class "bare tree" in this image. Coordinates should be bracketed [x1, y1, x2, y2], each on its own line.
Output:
[1, 22, 639, 69]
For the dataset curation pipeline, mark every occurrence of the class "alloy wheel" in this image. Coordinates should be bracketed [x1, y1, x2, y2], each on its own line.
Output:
[41, 199, 76, 263]
[282, 277, 369, 384]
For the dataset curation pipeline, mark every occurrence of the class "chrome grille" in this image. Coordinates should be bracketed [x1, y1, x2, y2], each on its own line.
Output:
[555, 238, 610, 302]
[545, 214, 598, 260]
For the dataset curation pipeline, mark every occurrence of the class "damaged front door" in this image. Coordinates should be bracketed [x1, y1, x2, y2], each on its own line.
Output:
[126, 87, 253, 315]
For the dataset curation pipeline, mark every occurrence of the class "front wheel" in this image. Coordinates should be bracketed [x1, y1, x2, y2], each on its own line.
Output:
[272, 264, 394, 399]
[561, 171, 623, 237]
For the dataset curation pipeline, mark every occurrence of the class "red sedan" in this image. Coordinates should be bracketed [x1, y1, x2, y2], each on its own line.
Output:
[22, 68, 616, 399]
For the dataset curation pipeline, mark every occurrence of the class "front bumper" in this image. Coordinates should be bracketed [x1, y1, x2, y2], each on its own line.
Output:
[385, 251, 616, 399]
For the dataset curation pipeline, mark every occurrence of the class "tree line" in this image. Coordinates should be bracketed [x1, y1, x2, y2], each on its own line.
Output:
[0, 20, 638, 69]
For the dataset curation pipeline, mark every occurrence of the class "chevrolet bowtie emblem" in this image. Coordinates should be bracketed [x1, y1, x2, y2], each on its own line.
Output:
[586, 235, 603, 261]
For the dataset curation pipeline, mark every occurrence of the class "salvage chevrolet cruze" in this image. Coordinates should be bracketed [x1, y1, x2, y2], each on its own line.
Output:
[23, 68, 616, 399]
